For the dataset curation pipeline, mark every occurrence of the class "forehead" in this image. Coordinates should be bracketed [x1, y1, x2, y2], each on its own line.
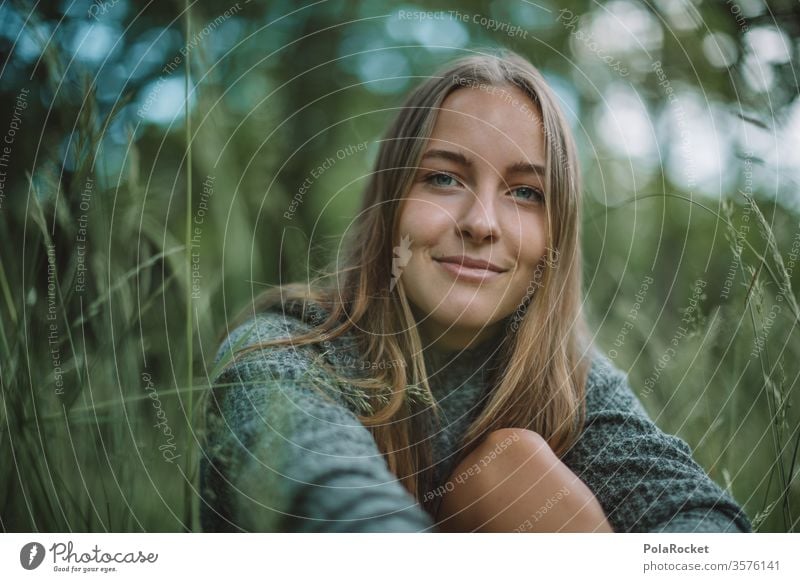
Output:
[429, 85, 546, 163]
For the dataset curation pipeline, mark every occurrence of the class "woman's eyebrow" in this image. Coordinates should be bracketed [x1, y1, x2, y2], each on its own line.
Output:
[421, 149, 544, 176]
[421, 149, 472, 167]
[506, 160, 546, 175]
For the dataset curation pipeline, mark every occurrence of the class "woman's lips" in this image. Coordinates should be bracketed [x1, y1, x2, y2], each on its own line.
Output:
[435, 259, 505, 283]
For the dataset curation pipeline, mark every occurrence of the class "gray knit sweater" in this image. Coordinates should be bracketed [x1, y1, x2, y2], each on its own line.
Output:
[199, 301, 752, 532]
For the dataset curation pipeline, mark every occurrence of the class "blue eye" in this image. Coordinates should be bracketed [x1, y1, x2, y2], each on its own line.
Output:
[427, 173, 459, 188]
[511, 186, 544, 203]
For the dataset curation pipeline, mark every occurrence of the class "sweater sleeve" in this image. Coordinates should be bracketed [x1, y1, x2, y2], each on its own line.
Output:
[562, 349, 752, 533]
[199, 314, 436, 532]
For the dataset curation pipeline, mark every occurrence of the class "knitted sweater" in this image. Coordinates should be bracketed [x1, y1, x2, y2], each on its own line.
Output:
[199, 301, 752, 533]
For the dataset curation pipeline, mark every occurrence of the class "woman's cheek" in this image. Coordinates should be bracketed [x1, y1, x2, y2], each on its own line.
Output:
[401, 197, 452, 240]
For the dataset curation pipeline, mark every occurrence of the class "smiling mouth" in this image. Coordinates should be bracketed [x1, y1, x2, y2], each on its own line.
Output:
[434, 255, 507, 272]
[434, 258, 506, 283]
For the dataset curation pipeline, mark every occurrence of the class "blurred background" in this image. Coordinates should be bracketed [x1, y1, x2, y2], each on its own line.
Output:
[1, 0, 799, 532]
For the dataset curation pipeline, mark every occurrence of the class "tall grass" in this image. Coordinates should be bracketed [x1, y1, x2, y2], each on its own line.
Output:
[584, 181, 800, 532]
[183, 0, 195, 533]
[0, 4, 200, 529]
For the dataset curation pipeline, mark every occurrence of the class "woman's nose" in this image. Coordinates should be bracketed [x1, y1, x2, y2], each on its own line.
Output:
[457, 186, 499, 242]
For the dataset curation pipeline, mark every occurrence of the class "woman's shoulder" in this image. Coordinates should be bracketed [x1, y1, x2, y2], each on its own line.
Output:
[583, 346, 649, 418]
[208, 302, 363, 419]
[214, 302, 319, 367]
[212, 299, 364, 385]
[580, 345, 696, 462]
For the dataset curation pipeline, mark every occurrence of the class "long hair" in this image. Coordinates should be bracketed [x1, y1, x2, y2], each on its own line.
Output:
[210, 48, 592, 516]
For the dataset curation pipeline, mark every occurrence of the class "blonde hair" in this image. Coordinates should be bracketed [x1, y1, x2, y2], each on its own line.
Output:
[211, 48, 592, 516]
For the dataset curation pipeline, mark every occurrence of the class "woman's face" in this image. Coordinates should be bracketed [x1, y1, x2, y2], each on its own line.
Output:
[396, 84, 549, 352]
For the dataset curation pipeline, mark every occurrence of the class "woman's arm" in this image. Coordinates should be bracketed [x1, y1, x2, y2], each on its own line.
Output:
[199, 314, 435, 532]
[561, 349, 752, 532]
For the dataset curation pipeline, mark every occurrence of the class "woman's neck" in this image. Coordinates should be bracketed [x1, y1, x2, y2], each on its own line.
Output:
[411, 304, 508, 354]
[420, 319, 508, 380]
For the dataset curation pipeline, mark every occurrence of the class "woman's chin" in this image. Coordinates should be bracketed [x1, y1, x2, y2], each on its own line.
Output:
[435, 301, 506, 325]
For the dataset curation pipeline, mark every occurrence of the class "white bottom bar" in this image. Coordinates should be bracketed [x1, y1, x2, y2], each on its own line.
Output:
[1, 533, 797, 581]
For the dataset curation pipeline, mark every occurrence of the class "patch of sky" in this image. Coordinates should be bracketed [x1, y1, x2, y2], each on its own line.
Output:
[656, 87, 738, 198]
[586, 0, 663, 54]
[137, 75, 196, 126]
[70, 20, 120, 64]
[356, 50, 411, 95]
[2, 12, 49, 64]
[506, 0, 554, 31]
[125, 27, 183, 81]
[735, 99, 800, 212]
[385, 6, 468, 49]
[204, 13, 246, 63]
[543, 71, 580, 131]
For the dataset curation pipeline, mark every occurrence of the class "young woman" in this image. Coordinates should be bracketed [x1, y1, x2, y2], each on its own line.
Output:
[200, 49, 751, 533]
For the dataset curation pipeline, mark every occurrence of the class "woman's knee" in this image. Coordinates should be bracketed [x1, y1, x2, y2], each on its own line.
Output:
[450, 428, 558, 495]
[476, 428, 556, 472]
[482, 427, 547, 452]
[435, 428, 557, 528]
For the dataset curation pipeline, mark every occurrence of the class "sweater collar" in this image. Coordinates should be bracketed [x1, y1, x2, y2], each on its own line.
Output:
[276, 296, 508, 386]
[420, 318, 510, 396]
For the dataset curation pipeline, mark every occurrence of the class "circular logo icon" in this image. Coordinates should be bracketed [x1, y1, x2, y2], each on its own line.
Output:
[20, 542, 45, 570]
